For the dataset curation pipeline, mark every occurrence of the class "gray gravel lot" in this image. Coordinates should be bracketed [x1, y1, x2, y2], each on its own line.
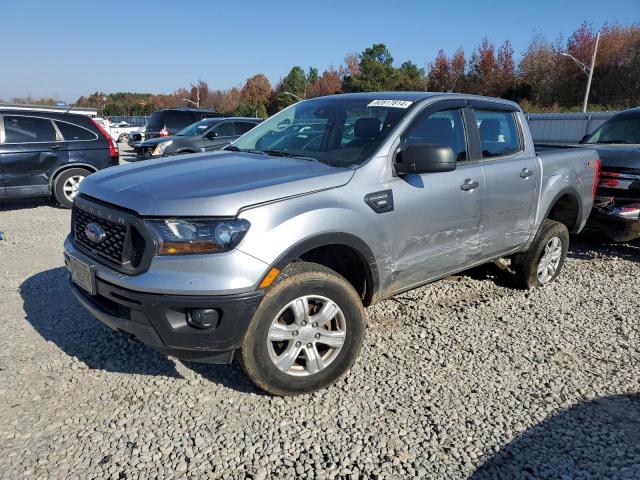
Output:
[0, 193, 639, 479]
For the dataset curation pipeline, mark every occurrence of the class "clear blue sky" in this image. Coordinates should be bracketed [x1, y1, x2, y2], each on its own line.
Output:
[1, 0, 638, 101]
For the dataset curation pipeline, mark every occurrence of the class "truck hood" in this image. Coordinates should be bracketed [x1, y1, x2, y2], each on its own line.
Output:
[587, 144, 640, 170]
[78, 151, 355, 216]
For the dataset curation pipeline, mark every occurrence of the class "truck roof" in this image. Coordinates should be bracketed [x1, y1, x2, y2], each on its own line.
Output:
[320, 92, 521, 110]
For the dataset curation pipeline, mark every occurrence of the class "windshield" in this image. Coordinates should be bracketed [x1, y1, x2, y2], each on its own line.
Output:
[230, 97, 415, 166]
[585, 114, 640, 144]
[176, 119, 217, 136]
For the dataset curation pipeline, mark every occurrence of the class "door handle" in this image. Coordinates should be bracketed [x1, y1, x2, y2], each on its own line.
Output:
[520, 168, 534, 178]
[460, 179, 480, 191]
[49, 144, 63, 150]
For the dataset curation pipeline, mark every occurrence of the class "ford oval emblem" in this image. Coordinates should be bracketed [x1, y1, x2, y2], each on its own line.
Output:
[85, 223, 106, 243]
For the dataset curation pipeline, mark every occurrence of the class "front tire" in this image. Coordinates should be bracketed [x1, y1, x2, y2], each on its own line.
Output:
[240, 262, 365, 396]
[53, 168, 91, 209]
[512, 219, 570, 289]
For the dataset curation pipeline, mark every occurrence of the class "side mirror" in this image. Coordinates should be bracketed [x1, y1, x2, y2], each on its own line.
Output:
[205, 131, 219, 139]
[394, 143, 456, 175]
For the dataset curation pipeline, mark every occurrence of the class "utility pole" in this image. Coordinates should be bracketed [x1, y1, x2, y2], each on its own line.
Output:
[582, 32, 600, 113]
[560, 32, 600, 112]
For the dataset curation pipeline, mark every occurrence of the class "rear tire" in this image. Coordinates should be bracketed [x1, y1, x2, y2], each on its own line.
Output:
[240, 262, 365, 396]
[512, 219, 569, 289]
[53, 168, 91, 209]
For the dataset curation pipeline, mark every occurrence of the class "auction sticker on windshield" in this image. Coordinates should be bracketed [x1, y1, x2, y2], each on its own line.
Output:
[367, 100, 413, 108]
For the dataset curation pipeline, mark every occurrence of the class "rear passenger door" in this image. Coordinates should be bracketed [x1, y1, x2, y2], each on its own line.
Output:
[0, 115, 68, 197]
[471, 105, 539, 257]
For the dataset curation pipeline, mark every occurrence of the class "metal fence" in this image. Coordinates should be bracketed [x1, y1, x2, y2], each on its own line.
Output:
[109, 116, 149, 127]
[525, 111, 618, 144]
[104, 112, 620, 144]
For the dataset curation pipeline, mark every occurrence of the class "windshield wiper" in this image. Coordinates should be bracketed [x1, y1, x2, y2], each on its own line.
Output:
[264, 149, 288, 157]
[225, 146, 276, 156]
[264, 150, 317, 161]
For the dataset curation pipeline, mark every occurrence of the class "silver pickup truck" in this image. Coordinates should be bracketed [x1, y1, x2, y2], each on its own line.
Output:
[63, 92, 599, 395]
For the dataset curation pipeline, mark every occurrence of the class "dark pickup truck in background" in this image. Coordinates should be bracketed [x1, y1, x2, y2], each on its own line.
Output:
[533, 107, 640, 242]
[578, 108, 639, 242]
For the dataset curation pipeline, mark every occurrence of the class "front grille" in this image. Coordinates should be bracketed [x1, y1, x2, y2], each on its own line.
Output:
[90, 290, 132, 320]
[130, 227, 146, 268]
[137, 146, 154, 159]
[74, 208, 127, 264]
[72, 198, 151, 274]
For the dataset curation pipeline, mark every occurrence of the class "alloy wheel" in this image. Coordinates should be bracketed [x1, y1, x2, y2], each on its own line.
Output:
[267, 295, 346, 376]
[537, 236, 563, 284]
[63, 175, 85, 202]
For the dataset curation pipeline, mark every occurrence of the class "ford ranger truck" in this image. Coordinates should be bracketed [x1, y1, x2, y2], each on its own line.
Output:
[64, 93, 599, 395]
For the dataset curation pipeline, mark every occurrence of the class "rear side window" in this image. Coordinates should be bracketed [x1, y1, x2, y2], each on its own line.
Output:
[147, 111, 165, 130]
[476, 110, 521, 158]
[213, 122, 235, 137]
[55, 121, 97, 141]
[403, 109, 468, 162]
[166, 111, 200, 130]
[3, 115, 58, 143]
[234, 121, 257, 135]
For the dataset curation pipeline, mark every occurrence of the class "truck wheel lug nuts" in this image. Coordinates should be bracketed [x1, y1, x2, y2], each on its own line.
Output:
[315, 333, 320, 339]
[307, 343, 312, 348]
[295, 342, 301, 347]
[312, 322, 318, 327]
[292, 331, 298, 336]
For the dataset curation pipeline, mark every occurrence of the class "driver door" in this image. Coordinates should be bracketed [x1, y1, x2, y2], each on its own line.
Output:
[390, 103, 485, 291]
[202, 121, 236, 151]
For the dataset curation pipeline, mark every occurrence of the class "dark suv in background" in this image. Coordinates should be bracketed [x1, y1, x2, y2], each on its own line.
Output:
[136, 117, 261, 159]
[0, 110, 118, 208]
[144, 108, 226, 140]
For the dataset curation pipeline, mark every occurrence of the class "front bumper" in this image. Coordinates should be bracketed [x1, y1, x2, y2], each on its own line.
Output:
[64, 236, 269, 295]
[67, 272, 263, 363]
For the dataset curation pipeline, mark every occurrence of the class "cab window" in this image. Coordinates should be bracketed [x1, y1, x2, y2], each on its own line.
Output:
[403, 109, 468, 162]
[476, 110, 522, 158]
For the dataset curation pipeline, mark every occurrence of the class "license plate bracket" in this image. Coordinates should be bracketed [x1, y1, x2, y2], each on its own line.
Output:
[68, 254, 96, 295]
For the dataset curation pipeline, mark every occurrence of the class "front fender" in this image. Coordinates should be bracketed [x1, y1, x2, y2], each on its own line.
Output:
[237, 188, 392, 295]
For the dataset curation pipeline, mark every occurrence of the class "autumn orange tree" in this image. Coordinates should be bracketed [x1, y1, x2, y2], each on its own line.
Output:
[63, 21, 639, 117]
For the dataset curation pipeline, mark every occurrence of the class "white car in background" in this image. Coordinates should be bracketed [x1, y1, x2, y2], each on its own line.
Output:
[94, 118, 143, 143]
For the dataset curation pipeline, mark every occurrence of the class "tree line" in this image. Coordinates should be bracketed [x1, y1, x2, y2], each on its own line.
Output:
[8, 22, 639, 116]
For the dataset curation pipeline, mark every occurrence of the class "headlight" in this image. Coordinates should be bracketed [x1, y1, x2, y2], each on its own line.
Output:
[146, 219, 250, 255]
[152, 140, 173, 156]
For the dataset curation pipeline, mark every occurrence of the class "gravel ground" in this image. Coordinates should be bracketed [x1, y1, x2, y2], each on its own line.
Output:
[0, 196, 639, 480]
